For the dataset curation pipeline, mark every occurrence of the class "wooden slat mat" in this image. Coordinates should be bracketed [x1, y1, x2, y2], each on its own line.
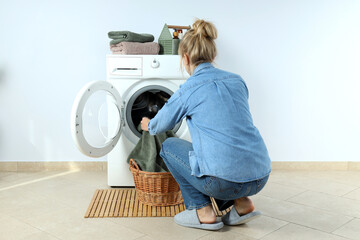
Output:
[85, 188, 232, 218]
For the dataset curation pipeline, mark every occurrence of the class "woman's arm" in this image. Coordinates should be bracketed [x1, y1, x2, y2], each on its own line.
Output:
[142, 91, 186, 135]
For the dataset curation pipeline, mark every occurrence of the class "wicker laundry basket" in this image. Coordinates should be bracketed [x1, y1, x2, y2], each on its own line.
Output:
[129, 158, 183, 206]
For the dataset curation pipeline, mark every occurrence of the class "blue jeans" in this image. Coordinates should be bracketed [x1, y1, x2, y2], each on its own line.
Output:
[160, 138, 269, 210]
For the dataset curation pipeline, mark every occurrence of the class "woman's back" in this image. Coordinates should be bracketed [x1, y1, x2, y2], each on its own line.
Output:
[177, 63, 271, 182]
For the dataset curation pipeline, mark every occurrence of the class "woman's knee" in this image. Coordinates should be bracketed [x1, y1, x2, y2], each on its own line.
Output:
[160, 137, 178, 158]
[161, 138, 192, 155]
[161, 137, 179, 150]
[160, 138, 193, 166]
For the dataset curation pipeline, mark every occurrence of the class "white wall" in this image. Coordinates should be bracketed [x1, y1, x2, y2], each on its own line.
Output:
[0, 0, 359, 162]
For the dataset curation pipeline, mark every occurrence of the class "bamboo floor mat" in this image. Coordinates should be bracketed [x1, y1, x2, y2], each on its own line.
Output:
[85, 188, 232, 218]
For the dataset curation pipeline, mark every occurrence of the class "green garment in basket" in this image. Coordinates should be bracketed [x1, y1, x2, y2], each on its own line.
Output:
[127, 125, 176, 172]
[108, 31, 154, 45]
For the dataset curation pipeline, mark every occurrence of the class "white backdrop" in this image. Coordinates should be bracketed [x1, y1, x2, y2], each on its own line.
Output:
[0, 0, 359, 162]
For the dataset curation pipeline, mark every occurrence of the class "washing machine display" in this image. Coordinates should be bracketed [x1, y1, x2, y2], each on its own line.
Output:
[71, 55, 191, 187]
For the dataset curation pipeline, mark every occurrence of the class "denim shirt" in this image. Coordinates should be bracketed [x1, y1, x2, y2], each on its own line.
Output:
[148, 62, 271, 182]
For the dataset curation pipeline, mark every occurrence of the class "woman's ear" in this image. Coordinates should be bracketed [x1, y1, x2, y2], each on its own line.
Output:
[183, 53, 190, 66]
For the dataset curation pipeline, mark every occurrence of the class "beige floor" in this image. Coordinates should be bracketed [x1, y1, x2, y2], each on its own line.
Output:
[0, 170, 359, 240]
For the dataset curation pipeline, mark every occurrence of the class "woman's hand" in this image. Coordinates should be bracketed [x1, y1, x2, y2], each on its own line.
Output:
[141, 117, 150, 131]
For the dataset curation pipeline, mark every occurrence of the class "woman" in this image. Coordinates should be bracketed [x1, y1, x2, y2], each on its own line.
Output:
[141, 19, 271, 230]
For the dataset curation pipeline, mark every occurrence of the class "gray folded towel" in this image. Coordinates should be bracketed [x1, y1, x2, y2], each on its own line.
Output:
[108, 31, 154, 45]
[110, 42, 160, 55]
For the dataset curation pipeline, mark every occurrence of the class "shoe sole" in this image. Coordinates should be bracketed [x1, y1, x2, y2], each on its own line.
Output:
[175, 220, 224, 230]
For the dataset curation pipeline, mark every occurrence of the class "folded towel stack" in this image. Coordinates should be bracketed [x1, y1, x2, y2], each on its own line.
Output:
[108, 31, 160, 55]
[110, 42, 160, 55]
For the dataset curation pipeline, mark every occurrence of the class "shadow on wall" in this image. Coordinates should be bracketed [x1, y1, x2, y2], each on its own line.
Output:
[0, 67, 5, 86]
[0, 126, 2, 160]
[0, 68, 4, 157]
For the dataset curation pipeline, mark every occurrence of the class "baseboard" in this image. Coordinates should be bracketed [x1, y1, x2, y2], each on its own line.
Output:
[271, 161, 360, 171]
[0, 161, 359, 172]
[0, 161, 107, 172]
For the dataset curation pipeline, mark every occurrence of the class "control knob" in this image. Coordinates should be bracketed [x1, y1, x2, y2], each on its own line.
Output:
[151, 59, 160, 68]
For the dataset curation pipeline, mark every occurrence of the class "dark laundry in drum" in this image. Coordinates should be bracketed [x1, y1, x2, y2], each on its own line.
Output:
[131, 90, 170, 132]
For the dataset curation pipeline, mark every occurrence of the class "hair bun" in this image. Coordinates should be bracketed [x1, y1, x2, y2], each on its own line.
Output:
[192, 19, 217, 40]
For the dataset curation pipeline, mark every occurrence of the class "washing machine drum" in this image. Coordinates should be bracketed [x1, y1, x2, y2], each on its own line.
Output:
[130, 91, 170, 130]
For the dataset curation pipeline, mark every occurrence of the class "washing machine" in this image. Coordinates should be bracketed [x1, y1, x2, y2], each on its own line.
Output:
[71, 55, 191, 187]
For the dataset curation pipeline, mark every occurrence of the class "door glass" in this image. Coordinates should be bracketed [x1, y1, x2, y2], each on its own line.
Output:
[82, 90, 121, 148]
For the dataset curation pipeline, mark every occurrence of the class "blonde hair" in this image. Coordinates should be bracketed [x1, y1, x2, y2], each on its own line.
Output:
[179, 19, 218, 68]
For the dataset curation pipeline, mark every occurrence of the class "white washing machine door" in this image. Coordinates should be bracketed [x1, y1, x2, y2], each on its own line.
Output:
[71, 81, 123, 157]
